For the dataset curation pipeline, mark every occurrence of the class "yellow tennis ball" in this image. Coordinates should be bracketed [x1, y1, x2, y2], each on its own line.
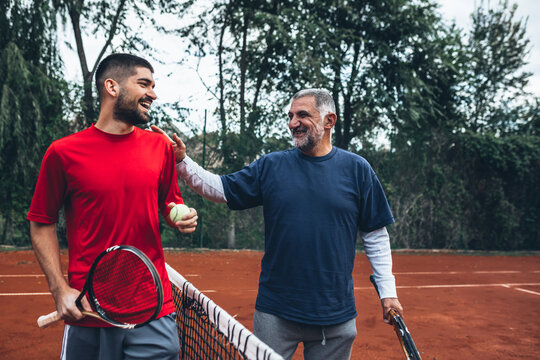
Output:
[170, 204, 190, 222]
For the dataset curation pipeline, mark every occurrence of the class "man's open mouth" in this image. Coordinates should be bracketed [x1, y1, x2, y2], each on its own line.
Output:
[139, 100, 152, 110]
[292, 127, 307, 136]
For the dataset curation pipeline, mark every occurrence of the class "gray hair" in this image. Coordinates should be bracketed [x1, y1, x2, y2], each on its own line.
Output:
[292, 88, 336, 118]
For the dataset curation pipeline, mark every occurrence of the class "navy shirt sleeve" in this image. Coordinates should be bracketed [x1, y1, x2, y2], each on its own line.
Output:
[357, 166, 394, 232]
[221, 159, 264, 210]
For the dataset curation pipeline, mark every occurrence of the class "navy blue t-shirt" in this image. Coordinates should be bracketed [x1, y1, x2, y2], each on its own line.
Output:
[221, 147, 394, 325]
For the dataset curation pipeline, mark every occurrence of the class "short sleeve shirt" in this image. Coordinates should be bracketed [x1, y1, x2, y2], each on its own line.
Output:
[221, 147, 394, 325]
[28, 125, 183, 326]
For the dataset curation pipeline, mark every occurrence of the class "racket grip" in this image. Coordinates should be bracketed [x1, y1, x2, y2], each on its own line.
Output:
[37, 311, 61, 328]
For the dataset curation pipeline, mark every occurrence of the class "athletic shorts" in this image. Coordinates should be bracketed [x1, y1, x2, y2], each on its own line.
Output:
[60, 313, 180, 360]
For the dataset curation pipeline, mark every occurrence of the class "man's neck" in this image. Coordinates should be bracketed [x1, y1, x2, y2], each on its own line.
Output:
[300, 142, 333, 157]
[95, 114, 135, 135]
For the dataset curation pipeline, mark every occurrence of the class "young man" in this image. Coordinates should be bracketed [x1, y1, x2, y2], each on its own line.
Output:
[152, 88, 402, 360]
[28, 53, 197, 360]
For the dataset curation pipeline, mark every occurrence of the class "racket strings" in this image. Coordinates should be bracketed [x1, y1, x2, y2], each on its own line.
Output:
[92, 250, 159, 324]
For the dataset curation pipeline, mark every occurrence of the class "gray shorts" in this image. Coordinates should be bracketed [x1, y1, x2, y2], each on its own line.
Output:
[253, 310, 357, 360]
[60, 313, 180, 360]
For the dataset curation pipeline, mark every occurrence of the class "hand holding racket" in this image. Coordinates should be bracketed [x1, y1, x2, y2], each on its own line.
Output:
[370, 274, 422, 360]
[37, 245, 163, 329]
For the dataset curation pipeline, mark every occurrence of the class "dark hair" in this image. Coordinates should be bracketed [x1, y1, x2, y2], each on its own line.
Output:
[95, 53, 154, 99]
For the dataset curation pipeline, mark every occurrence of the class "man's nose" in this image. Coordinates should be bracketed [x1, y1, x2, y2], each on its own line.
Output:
[289, 116, 300, 128]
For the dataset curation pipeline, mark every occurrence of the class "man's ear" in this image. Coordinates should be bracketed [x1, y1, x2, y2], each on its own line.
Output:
[324, 113, 337, 129]
[104, 78, 119, 98]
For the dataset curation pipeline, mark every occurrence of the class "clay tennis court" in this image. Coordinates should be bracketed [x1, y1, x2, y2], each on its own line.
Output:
[1, 249, 539, 359]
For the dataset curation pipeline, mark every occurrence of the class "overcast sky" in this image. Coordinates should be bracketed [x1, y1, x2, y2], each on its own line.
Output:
[60, 0, 540, 124]
[437, 0, 540, 97]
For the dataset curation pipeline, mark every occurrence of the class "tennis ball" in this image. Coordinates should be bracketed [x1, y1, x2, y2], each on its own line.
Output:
[170, 203, 190, 223]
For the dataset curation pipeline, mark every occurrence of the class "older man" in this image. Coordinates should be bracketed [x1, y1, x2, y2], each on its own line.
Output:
[153, 88, 402, 360]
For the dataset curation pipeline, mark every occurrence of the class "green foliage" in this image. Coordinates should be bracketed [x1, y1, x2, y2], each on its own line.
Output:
[451, 132, 539, 249]
[462, 0, 532, 133]
[53, 0, 182, 127]
[0, 0, 70, 245]
[163, 0, 539, 251]
[2, 0, 538, 251]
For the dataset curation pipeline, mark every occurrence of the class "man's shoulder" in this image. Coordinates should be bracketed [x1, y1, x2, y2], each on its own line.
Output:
[261, 148, 296, 160]
[49, 127, 92, 150]
[333, 147, 371, 166]
[253, 148, 297, 168]
[135, 127, 172, 146]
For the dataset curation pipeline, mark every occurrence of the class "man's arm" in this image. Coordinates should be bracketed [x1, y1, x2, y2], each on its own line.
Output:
[30, 221, 89, 322]
[150, 125, 227, 203]
[177, 156, 227, 203]
[361, 227, 403, 324]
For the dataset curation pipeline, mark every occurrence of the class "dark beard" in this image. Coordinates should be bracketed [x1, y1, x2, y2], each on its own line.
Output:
[113, 90, 149, 125]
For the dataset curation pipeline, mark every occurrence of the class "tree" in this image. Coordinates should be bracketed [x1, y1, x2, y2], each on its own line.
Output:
[462, 0, 532, 133]
[175, 0, 297, 247]
[53, 0, 180, 128]
[0, 0, 70, 245]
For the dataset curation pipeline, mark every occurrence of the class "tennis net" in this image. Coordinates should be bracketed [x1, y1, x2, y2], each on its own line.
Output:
[166, 263, 284, 360]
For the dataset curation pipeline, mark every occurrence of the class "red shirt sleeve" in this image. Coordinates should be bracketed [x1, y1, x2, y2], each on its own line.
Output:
[27, 144, 66, 224]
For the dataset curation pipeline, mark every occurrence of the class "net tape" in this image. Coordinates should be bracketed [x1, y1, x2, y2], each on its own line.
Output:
[166, 263, 284, 360]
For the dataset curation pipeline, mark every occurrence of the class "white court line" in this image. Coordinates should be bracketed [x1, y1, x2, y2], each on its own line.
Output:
[354, 282, 540, 290]
[393, 271, 462, 275]
[3, 284, 540, 296]
[394, 270, 525, 275]
[513, 288, 540, 296]
[0, 290, 217, 296]
[2, 270, 537, 278]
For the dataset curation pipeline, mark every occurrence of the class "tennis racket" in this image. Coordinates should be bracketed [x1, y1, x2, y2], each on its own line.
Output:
[370, 274, 422, 360]
[37, 245, 163, 329]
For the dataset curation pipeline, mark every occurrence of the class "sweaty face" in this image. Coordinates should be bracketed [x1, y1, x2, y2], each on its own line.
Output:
[113, 67, 155, 125]
[288, 97, 325, 153]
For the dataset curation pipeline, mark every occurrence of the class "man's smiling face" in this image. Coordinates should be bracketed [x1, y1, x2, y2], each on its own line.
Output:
[113, 66, 156, 125]
[288, 96, 325, 153]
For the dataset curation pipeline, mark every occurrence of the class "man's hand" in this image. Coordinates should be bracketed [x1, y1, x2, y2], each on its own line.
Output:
[52, 285, 92, 323]
[381, 297, 404, 324]
[150, 125, 186, 164]
[167, 202, 198, 234]
[30, 221, 92, 323]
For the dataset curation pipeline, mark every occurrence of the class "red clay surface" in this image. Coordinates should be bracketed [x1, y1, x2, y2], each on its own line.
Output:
[1, 250, 539, 359]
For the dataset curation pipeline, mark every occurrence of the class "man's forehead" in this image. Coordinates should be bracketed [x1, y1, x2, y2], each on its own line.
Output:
[289, 96, 316, 112]
[129, 66, 154, 81]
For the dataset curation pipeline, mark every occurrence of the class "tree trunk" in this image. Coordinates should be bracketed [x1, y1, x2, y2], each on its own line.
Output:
[239, 11, 250, 133]
[227, 212, 236, 249]
[69, 8, 95, 126]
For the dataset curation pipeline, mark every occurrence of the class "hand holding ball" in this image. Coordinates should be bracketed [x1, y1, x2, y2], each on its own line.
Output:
[170, 203, 190, 223]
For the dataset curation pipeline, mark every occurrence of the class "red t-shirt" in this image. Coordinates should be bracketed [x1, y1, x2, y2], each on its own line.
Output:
[28, 124, 182, 326]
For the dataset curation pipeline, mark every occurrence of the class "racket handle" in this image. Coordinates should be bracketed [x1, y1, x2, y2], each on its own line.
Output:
[37, 311, 61, 328]
[37, 310, 98, 328]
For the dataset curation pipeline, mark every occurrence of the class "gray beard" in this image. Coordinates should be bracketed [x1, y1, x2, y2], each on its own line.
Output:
[292, 123, 324, 152]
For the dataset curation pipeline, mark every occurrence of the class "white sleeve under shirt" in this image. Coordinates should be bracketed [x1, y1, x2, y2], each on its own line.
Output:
[361, 227, 397, 299]
[176, 155, 227, 203]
